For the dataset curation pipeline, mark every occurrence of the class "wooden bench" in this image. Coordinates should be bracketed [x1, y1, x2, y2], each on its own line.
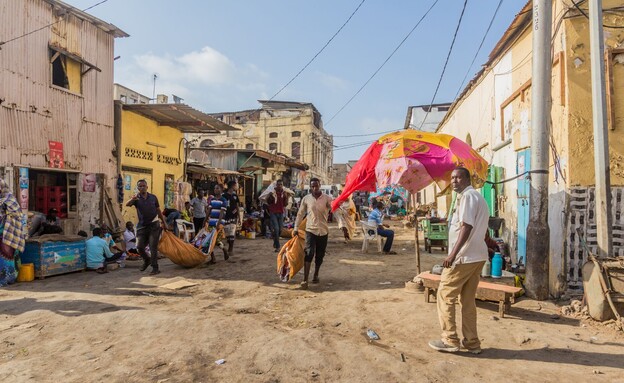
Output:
[417, 272, 523, 318]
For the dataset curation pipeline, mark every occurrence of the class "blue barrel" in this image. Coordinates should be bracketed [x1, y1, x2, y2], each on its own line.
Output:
[491, 252, 503, 278]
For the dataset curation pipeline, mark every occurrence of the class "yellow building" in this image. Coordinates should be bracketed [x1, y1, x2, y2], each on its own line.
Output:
[420, 0, 624, 296]
[114, 101, 236, 223]
[188, 100, 334, 184]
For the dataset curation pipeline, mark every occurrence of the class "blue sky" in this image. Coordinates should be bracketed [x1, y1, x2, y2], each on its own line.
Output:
[66, 0, 523, 162]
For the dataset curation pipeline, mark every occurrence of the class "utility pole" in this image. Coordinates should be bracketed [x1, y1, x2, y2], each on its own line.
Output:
[588, 0, 613, 258]
[525, 0, 552, 300]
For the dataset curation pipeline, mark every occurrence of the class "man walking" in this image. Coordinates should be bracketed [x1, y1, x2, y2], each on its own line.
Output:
[368, 201, 396, 254]
[294, 178, 332, 289]
[267, 179, 287, 252]
[126, 179, 167, 275]
[190, 189, 208, 233]
[429, 167, 489, 354]
[223, 180, 240, 257]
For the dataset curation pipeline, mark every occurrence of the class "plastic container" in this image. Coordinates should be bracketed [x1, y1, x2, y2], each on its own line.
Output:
[17, 263, 35, 282]
[481, 258, 491, 278]
[248, 232, 256, 239]
[491, 252, 503, 278]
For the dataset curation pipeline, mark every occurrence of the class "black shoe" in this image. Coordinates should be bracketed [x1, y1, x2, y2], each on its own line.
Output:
[149, 269, 161, 276]
[140, 262, 150, 272]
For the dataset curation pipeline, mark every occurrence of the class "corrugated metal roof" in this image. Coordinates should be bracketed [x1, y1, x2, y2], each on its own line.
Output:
[42, 0, 129, 38]
[187, 164, 252, 178]
[123, 104, 239, 133]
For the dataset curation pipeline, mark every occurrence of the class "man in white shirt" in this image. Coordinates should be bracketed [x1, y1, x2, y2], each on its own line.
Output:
[123, 221, 139, 258]
[294, 178, 332, 290]
[429, 167, 489, 355]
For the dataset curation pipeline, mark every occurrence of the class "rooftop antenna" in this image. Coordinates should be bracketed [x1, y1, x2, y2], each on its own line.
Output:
[152, 73, 158, 103]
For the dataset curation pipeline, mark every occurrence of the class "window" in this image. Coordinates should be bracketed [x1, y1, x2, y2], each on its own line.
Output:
[200, 139, 214, 148]
[245, 143, 254, 150]
[269, 143, 278, 151]
[120, 95, 127, 103]
[50, 49, 81, 93]
[292, 131, 301, 138]
[269, 132, 278, 138]
[292, 142, 301, 160]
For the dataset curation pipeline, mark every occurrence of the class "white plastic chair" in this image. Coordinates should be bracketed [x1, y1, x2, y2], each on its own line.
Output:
[360, 221, 383, 253]
[175, 219, 195, 242]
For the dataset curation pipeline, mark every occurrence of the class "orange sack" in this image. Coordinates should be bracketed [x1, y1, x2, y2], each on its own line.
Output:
[277, 218, 306, 282]
[158, 230, 207, 268]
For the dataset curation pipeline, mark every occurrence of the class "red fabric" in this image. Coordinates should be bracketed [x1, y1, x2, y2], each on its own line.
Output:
[331, 142, 383, 211]
[267, 191, 286, 214]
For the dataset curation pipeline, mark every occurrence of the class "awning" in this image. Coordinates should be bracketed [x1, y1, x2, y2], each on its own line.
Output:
[49, 44, 101, 75]
[123, 104, 239, 133]
[187, 165, 252, 178]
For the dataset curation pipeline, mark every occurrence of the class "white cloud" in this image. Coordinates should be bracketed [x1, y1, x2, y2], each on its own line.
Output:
[317, 72, 349, 91]
[115, 46, 269, 110]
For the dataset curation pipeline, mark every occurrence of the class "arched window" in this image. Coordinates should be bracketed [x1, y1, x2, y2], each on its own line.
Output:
[245, 143, 254, 150]
[269, 143, 278, 151]
[269, 132, 278, 138]
[200, 139, 214, 148]
[465, 133, 473, 147]
[291, 142, 301, 160]
[292, 131, 301, 138]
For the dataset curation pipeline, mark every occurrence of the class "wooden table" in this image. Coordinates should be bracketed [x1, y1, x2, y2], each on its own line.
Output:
[417, 272, 523, 318]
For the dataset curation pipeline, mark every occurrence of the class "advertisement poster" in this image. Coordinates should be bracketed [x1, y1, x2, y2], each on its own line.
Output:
[82, 173, 96, 192]
[18, 168, 29, 210]
[124, 175, 131, 190]
[48, 141, 64, 169]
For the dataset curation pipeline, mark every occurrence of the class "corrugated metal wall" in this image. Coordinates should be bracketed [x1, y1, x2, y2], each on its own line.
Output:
[0, 0, 116, 181]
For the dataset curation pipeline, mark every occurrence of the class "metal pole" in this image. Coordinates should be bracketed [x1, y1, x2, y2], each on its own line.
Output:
[412, 194, 421, 275]
[588, 0, 613, 258]
[525, 0, 552, 300]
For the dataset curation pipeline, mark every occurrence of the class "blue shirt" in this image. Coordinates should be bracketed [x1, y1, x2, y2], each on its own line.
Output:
[86, 236, 113, 269]
[368, 208, 383, 226]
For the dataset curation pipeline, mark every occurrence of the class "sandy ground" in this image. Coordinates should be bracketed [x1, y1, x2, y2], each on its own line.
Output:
[1, 221, 624, 383]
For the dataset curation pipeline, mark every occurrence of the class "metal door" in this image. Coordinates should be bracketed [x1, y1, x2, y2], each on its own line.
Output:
[517, 149, 531, 265]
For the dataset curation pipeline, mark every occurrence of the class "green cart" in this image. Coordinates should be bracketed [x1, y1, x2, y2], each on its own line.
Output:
[420, 219, 448, 253]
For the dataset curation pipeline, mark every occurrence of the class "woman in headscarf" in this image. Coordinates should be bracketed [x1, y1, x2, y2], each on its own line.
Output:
[335, 194, 357, 242]
[0, 179, 27, 286]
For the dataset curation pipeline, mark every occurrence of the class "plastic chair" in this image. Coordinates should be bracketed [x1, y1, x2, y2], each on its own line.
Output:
[175, 219, 195, 242]
[360, 221, 383, 253]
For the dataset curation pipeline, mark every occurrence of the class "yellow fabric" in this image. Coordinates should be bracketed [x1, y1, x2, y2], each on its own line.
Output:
[276, 218, 306, 282]
[159, 230, 207, 268]
[335, 198, 356, 239]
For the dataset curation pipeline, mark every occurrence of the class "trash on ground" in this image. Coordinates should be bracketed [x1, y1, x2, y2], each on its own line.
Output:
[215, 359, 226, 365]
[160, 280, 198, 290]
[367, 329, 380, 340]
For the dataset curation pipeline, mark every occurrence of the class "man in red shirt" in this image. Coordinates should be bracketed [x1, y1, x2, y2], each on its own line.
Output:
[267, 179, 287, 252]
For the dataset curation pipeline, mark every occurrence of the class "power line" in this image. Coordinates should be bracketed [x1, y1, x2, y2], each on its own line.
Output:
[454, 0, 503, 100]
[419, 0, 469, 130]
[268, 0, 367, 101]
[332, 128, 397, 138]
[572, 0, 624, 29]
[0, 0, 110, 47]
[324, 0, 441, 127]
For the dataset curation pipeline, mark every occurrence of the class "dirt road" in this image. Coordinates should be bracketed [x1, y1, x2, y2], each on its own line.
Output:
[1, 222, 623, 382]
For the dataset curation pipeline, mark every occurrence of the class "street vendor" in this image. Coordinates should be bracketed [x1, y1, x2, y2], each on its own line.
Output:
[29, 208, 63, 236]
[368, 201, 396, 255]
[267, 179, 287, 252]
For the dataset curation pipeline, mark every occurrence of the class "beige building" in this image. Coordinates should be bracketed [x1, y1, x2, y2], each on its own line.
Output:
[187, 100, 333, 184]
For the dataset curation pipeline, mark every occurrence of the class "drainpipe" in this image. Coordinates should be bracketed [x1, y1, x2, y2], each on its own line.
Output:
[588, 0, 613, 257]
[525, 0, 552, 300]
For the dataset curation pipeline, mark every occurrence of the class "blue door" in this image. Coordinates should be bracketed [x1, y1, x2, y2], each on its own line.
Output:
[516, 149, 531, 266]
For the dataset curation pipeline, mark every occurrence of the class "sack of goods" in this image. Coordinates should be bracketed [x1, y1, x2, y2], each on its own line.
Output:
[276, 218, 306, 282]
[158, 230, 207, 267]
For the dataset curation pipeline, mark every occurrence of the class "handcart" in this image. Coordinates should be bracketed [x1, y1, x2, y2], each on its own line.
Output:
[420, 219, 448, 253]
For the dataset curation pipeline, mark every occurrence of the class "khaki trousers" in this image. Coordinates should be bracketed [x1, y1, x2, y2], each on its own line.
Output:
[436, 261, 485, 349]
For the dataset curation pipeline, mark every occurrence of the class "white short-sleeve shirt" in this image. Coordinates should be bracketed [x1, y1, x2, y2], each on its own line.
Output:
[448, 186, 489, 265]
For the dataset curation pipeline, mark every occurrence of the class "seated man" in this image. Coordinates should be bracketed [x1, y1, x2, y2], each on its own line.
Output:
[29, 208, 63, 236]
[123, 221, 140, 260]
[86, 227, 123, 273]
[368, 201, 396, 255]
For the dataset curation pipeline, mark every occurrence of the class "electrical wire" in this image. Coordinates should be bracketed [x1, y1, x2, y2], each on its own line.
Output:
[572, 0, 624, 29]
[454, 0, 503, 100]
[0, 0, 110, 47]
[268, 0, 367, 101]
[418, 0, 469, 130]
[324, 0, 441, 127]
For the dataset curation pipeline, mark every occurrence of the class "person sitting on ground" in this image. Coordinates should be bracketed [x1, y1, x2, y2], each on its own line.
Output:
[101, 224, 123, 253]
[123, 221, 140, 260]
[86, 227, 123, 274]
[368, 201, 396, 255]
[77, 230, 88, 238]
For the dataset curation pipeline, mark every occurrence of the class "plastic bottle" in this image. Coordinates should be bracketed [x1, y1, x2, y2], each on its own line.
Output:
[491, 252, 503, 278]
[481, 258, 491, 277]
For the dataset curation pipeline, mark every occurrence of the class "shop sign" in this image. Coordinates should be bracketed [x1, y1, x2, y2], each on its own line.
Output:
[18, 167, 28, 210]
[48, 141, 64, 169]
